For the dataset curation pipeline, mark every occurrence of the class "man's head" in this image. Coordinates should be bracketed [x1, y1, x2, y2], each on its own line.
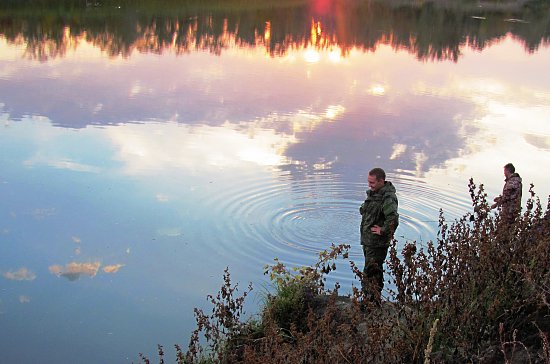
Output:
[504, 163, 515, 178]
[368, 168, 386, 192]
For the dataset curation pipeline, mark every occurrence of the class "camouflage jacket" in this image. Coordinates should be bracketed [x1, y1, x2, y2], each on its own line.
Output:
[497, 173, 522, 217]
[360, 181, 399, 247]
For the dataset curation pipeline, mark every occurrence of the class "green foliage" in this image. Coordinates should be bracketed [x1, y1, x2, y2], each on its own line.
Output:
[263, 280, 313, 335]
[264, 243, 350, 293]
[261, 244, 350, 334]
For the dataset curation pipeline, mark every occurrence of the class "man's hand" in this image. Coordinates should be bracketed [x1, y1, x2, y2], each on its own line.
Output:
[370, 225, 382, 235]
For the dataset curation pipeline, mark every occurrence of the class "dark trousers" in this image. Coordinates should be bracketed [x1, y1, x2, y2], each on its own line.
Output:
[362, 245, 388, 303]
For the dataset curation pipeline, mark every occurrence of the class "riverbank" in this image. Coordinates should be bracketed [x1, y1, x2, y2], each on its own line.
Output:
[140, 180, 550, 363]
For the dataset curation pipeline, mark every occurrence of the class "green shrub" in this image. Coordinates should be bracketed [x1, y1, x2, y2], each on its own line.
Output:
[263, 280, 315, 335]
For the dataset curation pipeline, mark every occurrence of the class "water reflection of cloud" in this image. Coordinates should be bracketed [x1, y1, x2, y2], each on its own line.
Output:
[155, 193, 171, 202]
[31, 208, 56, 220]
[524, 134, 550, 151]
[156, 227, 183, 237]
[49, 262, 101, 281]
[49, 262, 126, 281]
[283, 92, 472, 180]
[414, 152, 429, 177]
[425, 101, 550, 199]
[103, 264, 125, 274]
[390, 144, 407, 160]
[105, 122, 297, 175]
[2, 267, 36, 281]
[414, 41, 550, 197]
[101, 104, 348, 175]
[24, 156, 101, 173]
[2, 33, 548, 199]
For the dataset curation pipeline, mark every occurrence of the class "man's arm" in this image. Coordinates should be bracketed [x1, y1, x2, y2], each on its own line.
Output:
[380, 195, 399, 236]
[491, 195, 502, 209]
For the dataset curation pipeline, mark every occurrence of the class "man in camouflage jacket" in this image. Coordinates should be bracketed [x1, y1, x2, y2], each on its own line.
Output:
[491, 163, 522, 223]
[359, 168, 399, 305]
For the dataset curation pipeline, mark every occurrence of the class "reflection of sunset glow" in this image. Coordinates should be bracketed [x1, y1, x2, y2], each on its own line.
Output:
[264, 21, 271, 43]
[328, 49, 342, 63]
[130, 83, 144, 97]
[312, 0, 332, 16]
[4, 14, 481, 67]
[369, 85, 387, 96]
[238, 148, 282, 166]
[2, 3, 546, 65]
[325, 105, 345, 120]
[303, 48, 321, 63]
[311, 20, 319, 45]
[0, 36, 25, 61]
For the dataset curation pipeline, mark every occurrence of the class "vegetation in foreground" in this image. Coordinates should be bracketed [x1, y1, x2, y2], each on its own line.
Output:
[140, 179, 550, 363]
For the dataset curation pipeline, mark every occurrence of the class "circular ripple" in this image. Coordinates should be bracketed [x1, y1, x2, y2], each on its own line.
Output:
[199, 169, 473, 280]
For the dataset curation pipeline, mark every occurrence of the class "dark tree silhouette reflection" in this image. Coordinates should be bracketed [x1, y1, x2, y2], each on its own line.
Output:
[0, 0, 548, 62]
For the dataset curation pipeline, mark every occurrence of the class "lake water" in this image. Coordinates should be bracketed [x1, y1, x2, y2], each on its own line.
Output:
[1, 1, 549, 362]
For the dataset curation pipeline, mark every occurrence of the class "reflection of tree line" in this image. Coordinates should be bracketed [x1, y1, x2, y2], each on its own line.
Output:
[0, 0, 548, 61]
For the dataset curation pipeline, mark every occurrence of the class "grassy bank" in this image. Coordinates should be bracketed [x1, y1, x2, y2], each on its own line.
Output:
[141, 179, 550, 363]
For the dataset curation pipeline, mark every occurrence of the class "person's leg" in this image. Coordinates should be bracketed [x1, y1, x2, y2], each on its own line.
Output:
[362, 245, 388, 305]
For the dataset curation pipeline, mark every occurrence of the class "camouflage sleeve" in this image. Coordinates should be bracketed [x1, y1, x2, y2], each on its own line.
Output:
[380, 194, 399, 237]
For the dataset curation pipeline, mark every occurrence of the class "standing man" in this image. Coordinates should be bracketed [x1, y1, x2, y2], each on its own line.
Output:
[491, 163, 522, 223]
[359, 168, 399, 305]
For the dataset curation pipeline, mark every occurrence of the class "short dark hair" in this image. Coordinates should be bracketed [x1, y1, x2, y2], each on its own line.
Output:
[369, 167, 386, 181]
[504, 163, 515, 174]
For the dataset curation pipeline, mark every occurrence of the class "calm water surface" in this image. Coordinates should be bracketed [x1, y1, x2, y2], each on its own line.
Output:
[1, 1, 550, 362]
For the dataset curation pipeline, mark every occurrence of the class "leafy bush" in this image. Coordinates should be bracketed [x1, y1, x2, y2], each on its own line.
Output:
[141, 179, 550, 363]
[385, 179, 550, 362]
